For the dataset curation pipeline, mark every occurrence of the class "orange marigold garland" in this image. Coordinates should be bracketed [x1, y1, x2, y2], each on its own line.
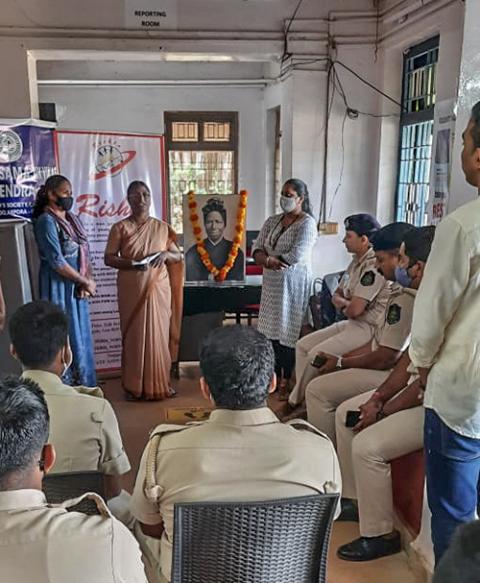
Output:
[187, 190, 248, 282]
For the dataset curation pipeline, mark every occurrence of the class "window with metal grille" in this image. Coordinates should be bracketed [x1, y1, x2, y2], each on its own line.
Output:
[164, 112, 238, 234]
[395, 36, 439, 226]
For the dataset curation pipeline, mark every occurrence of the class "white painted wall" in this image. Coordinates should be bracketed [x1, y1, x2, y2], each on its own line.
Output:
[1, 0, 373, 30]
[39, 83, 267, 229]
[449, 0, 480, 211]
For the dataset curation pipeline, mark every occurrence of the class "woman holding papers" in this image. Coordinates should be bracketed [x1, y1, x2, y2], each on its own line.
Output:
[32, 174, 97, 387]
[105, 180, 183, 401]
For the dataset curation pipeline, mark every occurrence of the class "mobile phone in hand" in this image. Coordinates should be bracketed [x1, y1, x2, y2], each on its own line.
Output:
[345, 410, 361, 428]
[311, 355, 328, 369]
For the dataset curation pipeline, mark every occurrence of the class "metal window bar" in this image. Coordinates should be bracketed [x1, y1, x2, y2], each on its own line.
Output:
[395, 36, 439, 225]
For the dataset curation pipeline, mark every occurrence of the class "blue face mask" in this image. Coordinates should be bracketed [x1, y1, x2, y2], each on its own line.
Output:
[395, 265, 412, 287]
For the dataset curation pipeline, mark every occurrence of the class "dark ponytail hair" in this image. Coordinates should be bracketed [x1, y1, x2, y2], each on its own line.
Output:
[283, 178, 314, 216]
[127, 180, 150, 197]
[32, 174, 70, 219]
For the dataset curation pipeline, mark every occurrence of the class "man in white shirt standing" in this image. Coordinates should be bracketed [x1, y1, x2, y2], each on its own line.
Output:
[409, 101, 480, 564]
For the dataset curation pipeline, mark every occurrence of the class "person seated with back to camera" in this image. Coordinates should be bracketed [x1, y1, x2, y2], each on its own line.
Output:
[304, 223, 419, 444]
[334, 226, 436, 563]
[8, 300, 132, 523]
[287, 213, 392, 412]
[0, 376, 146, 583]
[129, 325, 341, 583]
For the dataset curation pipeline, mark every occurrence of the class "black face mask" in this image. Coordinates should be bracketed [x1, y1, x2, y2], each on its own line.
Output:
[56, 196, 74, 212]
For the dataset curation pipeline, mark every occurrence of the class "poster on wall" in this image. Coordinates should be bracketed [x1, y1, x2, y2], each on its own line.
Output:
[427, 100, 456, 225]
[183, 192, 246, 284]
[55, 130, 166, 372]
[0, 120, 56, 219]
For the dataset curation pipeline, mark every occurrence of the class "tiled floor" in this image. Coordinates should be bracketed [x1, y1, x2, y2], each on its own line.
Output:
[104, 363, 415, 583]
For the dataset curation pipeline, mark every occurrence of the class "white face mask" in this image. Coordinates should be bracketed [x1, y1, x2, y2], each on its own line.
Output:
[280, 195, 297, 213]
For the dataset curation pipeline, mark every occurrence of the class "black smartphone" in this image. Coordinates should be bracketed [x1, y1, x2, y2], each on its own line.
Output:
[311, 355, 328, 369]
[345, 410, 361, 428]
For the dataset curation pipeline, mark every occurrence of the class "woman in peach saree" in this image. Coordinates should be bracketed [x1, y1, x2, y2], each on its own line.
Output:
[105, 181, 183, 401]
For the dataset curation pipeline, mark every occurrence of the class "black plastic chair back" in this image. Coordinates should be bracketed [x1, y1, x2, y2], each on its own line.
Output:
[43, 471, 105, 515]
[172, 493, 339, 583]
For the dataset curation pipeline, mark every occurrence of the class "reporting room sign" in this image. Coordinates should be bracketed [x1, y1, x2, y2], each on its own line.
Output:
[125, 0, 177, 29]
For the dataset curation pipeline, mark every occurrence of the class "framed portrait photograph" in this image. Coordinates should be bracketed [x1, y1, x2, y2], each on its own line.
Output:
[183, 194, 246, 284]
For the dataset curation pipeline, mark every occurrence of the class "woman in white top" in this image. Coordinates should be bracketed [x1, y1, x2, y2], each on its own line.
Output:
[253, 179, 317, 399]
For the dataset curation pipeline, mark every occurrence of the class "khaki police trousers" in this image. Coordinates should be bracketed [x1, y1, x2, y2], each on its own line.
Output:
[336, 390, 424, 537]
[305, 368, 390, 446]
[289, 320, 375, 406]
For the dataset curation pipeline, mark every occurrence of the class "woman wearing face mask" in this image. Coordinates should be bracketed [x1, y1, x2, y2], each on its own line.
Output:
[253, 178, 317, 399]
[32, 174, 97, 387]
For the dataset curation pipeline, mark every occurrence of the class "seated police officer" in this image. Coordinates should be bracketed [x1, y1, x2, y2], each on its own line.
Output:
[289, 213, 390, 408]
[130, 325, 341, 583]
[0, 376, 146, 583]
[334, 226, 435, 562]
[305, 223, 417, 445]
[9, 301, 130, 506]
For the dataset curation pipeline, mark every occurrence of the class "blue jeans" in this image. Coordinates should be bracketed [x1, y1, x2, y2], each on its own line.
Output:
[424, 408, 480, 565]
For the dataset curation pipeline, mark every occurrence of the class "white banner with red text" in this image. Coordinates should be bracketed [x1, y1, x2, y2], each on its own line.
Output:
[55, 130, 166, 372]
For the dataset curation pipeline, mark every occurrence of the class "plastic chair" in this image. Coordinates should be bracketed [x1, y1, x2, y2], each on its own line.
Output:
[171, 493, 339, 583]
[43, 471, 106, 515]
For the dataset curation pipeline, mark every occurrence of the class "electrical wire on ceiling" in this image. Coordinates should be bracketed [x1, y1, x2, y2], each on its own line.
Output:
[318, 58, 403, 224]
[282, 0, 307, 63]
[374, 0, 381, 63]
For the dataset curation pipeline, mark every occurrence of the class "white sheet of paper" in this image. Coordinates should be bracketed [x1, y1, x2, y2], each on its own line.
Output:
[131, 251, 162, 266]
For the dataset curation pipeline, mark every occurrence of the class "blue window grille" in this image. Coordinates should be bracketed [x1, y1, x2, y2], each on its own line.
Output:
[395, 36, 439, 226]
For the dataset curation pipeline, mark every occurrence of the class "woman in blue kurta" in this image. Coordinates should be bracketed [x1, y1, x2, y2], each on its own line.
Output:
[32, 174, 97, 387]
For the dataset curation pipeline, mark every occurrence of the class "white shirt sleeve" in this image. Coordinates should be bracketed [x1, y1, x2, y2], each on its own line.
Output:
[409, 216, 471, 368]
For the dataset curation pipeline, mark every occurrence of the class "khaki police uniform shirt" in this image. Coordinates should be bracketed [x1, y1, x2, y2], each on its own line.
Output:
[22, 370, 130, 475]
[338, 248, 391, 326]
[373, 285, 417, 352]
[130, 407, 341, 582]
[0, 489, 146, 583]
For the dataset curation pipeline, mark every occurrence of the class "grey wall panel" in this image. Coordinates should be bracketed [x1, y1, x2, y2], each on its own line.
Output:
[0, 220, 35, 374]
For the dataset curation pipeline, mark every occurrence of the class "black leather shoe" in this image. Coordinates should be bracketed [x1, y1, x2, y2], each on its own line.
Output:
[337, 531, 402, 561]
[337, 498, 359, 522]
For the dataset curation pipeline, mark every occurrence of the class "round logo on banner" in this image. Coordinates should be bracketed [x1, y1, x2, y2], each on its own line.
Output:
[93, 144, 136, 180]
[0, 129, 23, 163]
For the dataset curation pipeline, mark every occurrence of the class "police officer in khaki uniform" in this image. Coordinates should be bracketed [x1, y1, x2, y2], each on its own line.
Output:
[289, 217, 404, 408]
[130, 326, 341, 583]
[332, 225, 435, 563]
[9, 301, 130, 501]
[0, 376, 146, 583]
[305, 224, 424, 445]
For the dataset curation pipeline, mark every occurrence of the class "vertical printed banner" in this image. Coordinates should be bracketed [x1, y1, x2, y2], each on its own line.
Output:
[427, 100, 456, 225]
[0, 121, 56, 219]
[56, 131, 166, 372]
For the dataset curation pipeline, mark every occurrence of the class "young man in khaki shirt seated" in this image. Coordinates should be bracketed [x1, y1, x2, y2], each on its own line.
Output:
[303, 224, 424, 443]
[8, 301, 130, 508]
[0, 376, 146, 583]
[130, 325, 341, 583]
